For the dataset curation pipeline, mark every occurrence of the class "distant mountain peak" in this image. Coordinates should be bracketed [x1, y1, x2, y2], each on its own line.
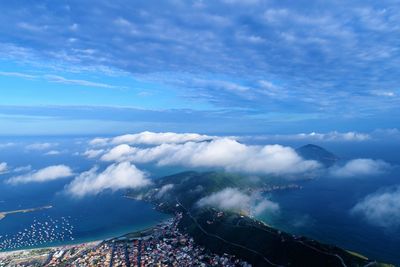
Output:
[296, 144, 339, 167]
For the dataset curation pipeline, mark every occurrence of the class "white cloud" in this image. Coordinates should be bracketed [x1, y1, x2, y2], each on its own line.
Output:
[65, 162, 150, 197]
[196, 187, 280, 215]
[6, 165, 73, 184]
[89, 131, 214, 147]
[222, 0, 259, 4]
[330, 159, 389, 178]
[44, 75, 122, 89]
[0, 71, 37, 79]
[252, 199, 280, 216]
[249, 131, 371, 142]
[352, 186, 400, 229]
[26, 142, 57, 151]
[155, 184, 174, 199]
[100, 144, 137, 162]
[0, 142, 16, 149]
[89, 137, 109, 147]
[13, 165, 32, 173]
[45, 150, 61, 156]
[370, 90, 396, 97]
[83, 149, 105, 158]
[111, 131, 214, 145]
[0, 162, 8, 174]
[101, 138, 320, 176]
[197, 188, 251, 212]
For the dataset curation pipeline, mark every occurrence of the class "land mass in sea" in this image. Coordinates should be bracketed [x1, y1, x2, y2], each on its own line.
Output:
[0, 205, 53, 221]
[125, 170, 394, 267]
[0, 145, 396, 266]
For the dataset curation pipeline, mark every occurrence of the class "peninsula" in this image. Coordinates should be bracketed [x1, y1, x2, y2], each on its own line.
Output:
[127, 171, 393, 267]
[0, 205, 52, 221]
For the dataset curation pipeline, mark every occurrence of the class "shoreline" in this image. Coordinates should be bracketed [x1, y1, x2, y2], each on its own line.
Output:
[0, 240, 102, 258]
[0, 218, 170, 255]
[0, 205, 53, 221]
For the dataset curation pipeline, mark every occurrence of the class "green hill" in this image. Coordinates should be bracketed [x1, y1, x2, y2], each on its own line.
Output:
[128, 171, 393, 267]
[296, 144, 339, 167]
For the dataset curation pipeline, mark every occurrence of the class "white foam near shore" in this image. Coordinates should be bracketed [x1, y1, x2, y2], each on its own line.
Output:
[0, 240, 102, 258]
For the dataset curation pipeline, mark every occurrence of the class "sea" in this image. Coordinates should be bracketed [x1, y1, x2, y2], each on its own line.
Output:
[0, 136, 170, 251]
[255, 140, 400, 265]
[0, 136, 399, 265]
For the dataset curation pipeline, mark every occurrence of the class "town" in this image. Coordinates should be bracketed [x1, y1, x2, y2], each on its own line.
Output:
[0, 213, 251, 267]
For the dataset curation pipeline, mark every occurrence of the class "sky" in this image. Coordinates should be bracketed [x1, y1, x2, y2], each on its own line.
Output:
[0, 0, 399, 135]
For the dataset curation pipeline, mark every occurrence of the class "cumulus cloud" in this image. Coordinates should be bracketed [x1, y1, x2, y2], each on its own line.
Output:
[83, 149, 105, 158]
[65, 162, 150, 197]
[197, 188, 251, 212]
[90, 131, 214, 147]
[197, 187, 279, 215]
[352, 186, 400, 229]
[100, 138, 320, 176]
[330, 159, 390, 178]
[6, 165, 73, 184]
[89, 137, 109, 147]
[100, 144, 137, 162]
[0, 162, 8, 174]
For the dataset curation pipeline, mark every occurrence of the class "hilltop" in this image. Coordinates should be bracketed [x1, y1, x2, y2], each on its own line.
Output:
[296, 144, 339, 167]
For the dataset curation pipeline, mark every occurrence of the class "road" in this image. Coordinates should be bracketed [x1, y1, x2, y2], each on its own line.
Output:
[175, 198, 284, 267]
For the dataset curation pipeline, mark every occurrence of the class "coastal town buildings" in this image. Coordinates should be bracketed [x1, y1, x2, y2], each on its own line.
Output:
[0, 213, 251, 267]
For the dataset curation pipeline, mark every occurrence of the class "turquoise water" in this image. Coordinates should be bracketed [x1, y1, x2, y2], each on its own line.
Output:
[0, 136, 169, 251]
[0, 181, 169, 250]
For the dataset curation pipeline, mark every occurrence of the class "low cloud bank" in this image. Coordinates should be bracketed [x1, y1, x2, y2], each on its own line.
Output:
[0, 162, 8, 174]
[65, 162, 151, 197]
[196, 187, 279, 216]
[26, 142, 57, 151]
[6, 165, 73, 184]
[13, 165, 32, 173]
[90, 131, 214, 147]
[330, 159, 389, 178]
[244, 131, 371, 142]
[0, 142, 15, 149]
[99, 138, 320, 176]
[352, 186, 400, 229]
[45, 150, 61, 156]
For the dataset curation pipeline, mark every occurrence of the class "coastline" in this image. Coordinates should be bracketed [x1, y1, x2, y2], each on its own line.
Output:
[0, 240, 102, 258]
[0, 217, 170, 254]
[0, 205, 53, 221]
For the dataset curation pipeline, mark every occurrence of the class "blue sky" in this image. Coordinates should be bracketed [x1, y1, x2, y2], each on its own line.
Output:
[0, 0, 399, 135]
